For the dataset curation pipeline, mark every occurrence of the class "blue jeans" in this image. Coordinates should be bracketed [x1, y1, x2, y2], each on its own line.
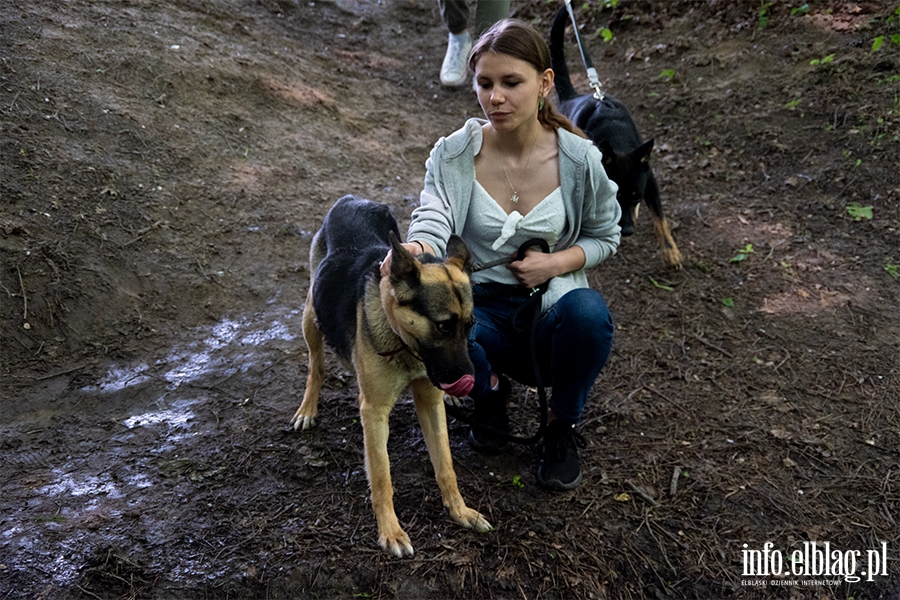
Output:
[467, 284, 614, 425]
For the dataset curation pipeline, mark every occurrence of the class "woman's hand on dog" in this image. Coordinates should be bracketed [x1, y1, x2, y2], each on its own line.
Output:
[379, 241, 432, 277]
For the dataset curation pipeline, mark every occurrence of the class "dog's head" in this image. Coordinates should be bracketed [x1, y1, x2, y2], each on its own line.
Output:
[598, 138, 654, 237]
[384, 233, 476, 397]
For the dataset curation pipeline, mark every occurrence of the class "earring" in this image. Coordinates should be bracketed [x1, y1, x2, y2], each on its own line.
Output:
[538, 97, 545, 111]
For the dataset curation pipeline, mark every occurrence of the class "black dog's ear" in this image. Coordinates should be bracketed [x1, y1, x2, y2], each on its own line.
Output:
[633, 138, 654, 164]
[445, 234, 473, 276]
[388, 231, 420, 286]
[599, 140, 616, 166]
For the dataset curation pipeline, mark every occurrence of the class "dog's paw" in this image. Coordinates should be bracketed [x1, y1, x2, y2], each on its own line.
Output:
[451, 507, 493, 533]
[662, 247, 683, 270]
[379, 529, 414, 558]
[290, 413, 317, 431]
[443, 393, 463, 408]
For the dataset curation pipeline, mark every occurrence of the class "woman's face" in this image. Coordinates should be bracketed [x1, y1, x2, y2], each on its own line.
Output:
[473, 51, 552, 133]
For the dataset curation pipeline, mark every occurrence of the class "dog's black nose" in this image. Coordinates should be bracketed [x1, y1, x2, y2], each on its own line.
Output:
[620, 225, 635, 236]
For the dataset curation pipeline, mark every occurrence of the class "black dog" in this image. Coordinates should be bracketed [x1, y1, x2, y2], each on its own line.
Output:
[550, 7, 682, 269]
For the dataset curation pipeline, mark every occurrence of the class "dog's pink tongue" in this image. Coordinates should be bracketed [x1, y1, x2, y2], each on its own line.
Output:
[440, 375, 474, 398]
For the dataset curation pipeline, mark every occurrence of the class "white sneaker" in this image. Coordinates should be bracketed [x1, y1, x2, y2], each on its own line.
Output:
[440, 31, 472, 87]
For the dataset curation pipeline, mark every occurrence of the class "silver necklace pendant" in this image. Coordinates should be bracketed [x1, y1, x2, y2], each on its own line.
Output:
[511, 191, 519, 203]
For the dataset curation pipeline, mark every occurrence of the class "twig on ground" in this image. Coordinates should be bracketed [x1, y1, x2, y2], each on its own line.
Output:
[644, 511, 678, 577]
[690, 333, 734, 358]
[696, 207, 711, 227]
[16, 266, 27, 321]
[122, 220, 165, 247]
[628, 481, 661, 507]
[35, 364, 85, 380]
[642, 385, 687, 412]
[670, 466, 681, 497]
[74, 585, 103, 600]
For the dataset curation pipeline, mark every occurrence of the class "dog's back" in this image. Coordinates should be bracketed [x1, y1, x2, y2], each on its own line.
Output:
[310, 195, 400, 361]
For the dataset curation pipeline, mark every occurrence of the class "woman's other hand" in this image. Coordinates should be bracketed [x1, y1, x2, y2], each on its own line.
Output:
[507, 245, 586, 288]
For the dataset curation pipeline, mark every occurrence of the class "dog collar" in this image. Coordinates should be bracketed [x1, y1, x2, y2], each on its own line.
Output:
[377, 337, 423, 363]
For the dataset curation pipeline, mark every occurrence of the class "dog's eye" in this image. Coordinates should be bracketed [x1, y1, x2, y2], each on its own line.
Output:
[435, 318, 457, 336]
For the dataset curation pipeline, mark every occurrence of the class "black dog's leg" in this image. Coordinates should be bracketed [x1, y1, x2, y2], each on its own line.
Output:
[645, 174, 682, 269]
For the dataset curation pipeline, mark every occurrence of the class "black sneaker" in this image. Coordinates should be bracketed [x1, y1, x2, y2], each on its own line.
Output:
[468, 376, 511, 455]
[536, 420, 582, 491]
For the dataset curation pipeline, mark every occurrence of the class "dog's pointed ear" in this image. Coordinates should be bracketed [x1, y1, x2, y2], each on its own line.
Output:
[388, 231, 420, 286]
[445, 234, 473, 276]
[599, 140, 615, 166]
[634, 138, 654, 164]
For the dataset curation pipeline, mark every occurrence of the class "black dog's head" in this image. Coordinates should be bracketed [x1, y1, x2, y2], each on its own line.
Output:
[597, 138, 654, 237]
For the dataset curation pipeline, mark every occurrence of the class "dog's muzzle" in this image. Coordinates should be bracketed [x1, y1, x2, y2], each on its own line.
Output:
[440, 375, 475, 398]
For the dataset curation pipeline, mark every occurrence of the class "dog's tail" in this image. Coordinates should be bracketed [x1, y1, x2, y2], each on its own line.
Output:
[550, 6, 577, 102]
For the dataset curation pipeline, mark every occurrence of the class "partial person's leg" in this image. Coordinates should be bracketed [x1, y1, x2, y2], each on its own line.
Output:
[465, 291, 527, 453]
[473, 0, 511, 36]
[437, 0, 473, 86]
[539, 288, 614, 425]
[533, 288, 614, 490]
[437, 0, 469, 34]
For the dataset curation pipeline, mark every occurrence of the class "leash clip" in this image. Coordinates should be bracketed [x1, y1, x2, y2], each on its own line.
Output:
[587, 67, 605, 100]
[565, 0, 605, 101]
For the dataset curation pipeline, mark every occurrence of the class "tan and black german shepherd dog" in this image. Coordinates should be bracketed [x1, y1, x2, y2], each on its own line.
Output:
[290, 195, 491, 557]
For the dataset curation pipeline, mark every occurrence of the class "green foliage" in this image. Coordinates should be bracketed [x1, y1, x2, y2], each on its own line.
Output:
[721, 298, 735, 307]
[884, 262, 900, 278]
[730, 244, 754, 262]
[35, 515, 67, 523]
[791, 4, 810, 16]
[785, 98, 801, 110]
[758, 1, 773, 28]
[598, 27, 614, 43]
[648, 276, 674, 291]
[890, 2, 900, 23]
[873, 3, 900, 50]
[657, 69, 675, 82]
[810, 53, 835, 66]
[845, 202, 873, 221]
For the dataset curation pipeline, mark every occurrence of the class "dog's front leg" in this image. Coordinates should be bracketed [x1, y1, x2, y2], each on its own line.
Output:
[291, 290, 324, 430]
[358, 388, 413, 558]
[411, 379, 492, 534]
[653, 215, 683, 270]
[645, 175, 683, 269]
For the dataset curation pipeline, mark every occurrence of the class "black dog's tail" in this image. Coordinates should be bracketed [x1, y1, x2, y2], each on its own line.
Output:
[550, 6, 577, 102]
